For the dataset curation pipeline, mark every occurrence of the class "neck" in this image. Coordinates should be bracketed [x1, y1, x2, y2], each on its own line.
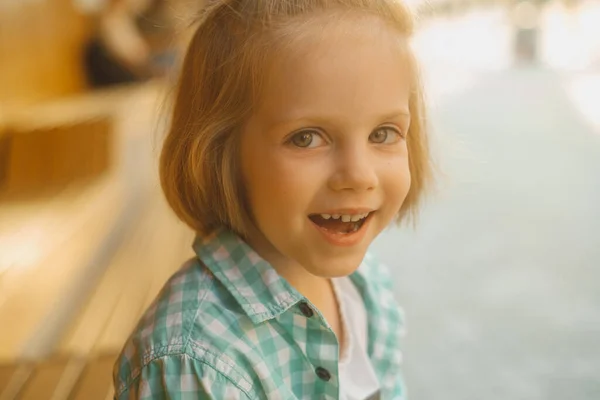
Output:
[281, 265, 334, 307]
[242, 226, 334, 309]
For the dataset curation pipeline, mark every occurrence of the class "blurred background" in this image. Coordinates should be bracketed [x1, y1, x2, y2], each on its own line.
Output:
[0, 0, 598, 399]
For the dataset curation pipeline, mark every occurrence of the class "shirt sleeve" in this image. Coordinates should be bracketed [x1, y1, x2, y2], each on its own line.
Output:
[385, 373, 407, 400]
[115, 353, 253, 400]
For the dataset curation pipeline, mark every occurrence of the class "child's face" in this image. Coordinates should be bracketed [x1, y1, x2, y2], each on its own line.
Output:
[240, 15, 412, 279]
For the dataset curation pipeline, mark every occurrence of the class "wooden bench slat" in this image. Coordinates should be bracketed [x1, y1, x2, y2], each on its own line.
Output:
[58, 199, 155, 357]
[0, 365, 15, 393]
[1, 117, 112, 195]
[0, 180, 108, 297]
[70, 355, 116, 400]
[0, 364, 24, 394]
[16, 359, 70, 400]
[0, 175, 127, 361]
[0, 365, 32, 400]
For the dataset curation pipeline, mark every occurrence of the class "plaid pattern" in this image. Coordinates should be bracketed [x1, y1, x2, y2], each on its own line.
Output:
[113, 229, 406, 399]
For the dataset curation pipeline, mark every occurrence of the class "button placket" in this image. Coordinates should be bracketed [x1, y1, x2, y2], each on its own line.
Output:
[297, 300, 338, 397]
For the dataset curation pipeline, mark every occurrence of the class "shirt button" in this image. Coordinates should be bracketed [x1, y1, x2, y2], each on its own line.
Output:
[315, 367, 331, 382]
[299, 302, 314, 318]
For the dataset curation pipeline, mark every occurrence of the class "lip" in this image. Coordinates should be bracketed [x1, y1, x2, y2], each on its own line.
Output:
[309, 211, 375, 247]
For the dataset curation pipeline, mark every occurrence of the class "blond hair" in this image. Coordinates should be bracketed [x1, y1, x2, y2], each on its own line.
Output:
[160, 0, 432, 238]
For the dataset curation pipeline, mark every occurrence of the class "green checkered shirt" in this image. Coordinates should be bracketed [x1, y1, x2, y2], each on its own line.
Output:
[113, 229, 406, 399]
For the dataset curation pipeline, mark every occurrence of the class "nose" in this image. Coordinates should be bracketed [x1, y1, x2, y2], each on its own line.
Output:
[328, 142, 378, 192]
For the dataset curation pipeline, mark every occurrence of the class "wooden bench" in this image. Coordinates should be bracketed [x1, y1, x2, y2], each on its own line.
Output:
[0, 87, 136, 365]
[0, 187, 194, 399]
[0, 172, 134, 399]
[0, 354, 115, 400]
[0, 79, 195, 399]
[0, 173, 133, 359]
[0, 116, 112, 196]
[0, 0, 193, 395]
[0, 81, 148, 197]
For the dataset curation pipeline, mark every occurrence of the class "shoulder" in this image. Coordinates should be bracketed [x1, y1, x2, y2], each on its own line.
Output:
[114, 353, 253, 399]
[113, 257, 257, 399]
[353, 252, 403, 313]
[357, 252, 405, 328]
[360, 252, 395, 285]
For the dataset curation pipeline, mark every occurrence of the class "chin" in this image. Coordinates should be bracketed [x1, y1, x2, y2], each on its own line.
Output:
[303, 253, 365, 278]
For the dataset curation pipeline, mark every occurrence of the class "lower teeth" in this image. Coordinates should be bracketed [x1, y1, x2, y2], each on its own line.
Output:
[340, 222, 361, 234]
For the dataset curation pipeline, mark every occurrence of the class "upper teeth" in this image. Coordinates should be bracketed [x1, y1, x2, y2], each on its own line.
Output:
[321, 213, 370, 222]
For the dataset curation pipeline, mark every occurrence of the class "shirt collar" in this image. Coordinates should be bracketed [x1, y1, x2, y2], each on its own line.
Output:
[193, 229, 304, 324]
[193, 228, 372, 325]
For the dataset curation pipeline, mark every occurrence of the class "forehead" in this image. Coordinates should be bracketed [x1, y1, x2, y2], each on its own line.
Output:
[255, 13, 412, 125]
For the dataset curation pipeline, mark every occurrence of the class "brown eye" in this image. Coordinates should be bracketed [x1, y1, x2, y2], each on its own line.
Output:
[291, 131, 315, 148]
[370, 127, 401, 144]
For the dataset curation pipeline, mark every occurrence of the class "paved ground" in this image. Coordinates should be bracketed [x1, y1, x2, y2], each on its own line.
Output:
[372, 4, 600, 399]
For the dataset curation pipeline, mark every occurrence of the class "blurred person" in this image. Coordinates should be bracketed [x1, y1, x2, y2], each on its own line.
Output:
[77, 0, 177, 87]
[113, 0, 432, 399]
[511, 0, 543, 63]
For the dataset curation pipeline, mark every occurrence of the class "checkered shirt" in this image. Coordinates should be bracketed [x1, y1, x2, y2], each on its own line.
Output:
[113, 229, 406, 399]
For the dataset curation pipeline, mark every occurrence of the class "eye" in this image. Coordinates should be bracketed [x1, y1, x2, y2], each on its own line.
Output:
[289, 130, 325, 148]
[369, 127, 403, 144]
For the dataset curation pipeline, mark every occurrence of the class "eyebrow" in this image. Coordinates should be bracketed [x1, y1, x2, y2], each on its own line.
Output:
[269, 109, 411, 130]
[379, 110, 411, 121]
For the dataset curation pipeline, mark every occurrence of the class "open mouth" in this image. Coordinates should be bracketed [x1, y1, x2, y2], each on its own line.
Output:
[308, 212, 373, 234]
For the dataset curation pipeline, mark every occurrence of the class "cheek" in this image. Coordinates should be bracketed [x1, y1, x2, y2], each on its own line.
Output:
[242, 148, 319, 216]
[383, 156, 412, 203]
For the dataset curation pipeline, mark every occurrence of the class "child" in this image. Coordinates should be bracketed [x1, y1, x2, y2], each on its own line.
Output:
[113, 0, 431, 398]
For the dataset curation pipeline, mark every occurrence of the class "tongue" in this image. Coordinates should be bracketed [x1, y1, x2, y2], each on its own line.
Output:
[310, 216, 355, 233]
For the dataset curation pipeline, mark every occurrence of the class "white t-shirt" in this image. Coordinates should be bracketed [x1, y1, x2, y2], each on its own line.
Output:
[333, 277, 381, 400]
